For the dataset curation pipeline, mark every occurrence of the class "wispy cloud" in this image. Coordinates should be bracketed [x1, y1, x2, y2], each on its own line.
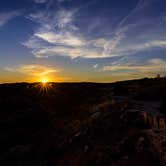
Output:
[34, 0, 48, 4]
[35, 31, 85, 46]
[24, 6, 106, 58]
[4, 64, 59, 76]
[104, 39, 166, 57]
[103, 58, 166, 74]
[23, 0, 166, 60]
[25, 44, 103, 58]
[56, 9, 75, 28]
[0, 11, 20, 27]
[28, 8, 75, 29]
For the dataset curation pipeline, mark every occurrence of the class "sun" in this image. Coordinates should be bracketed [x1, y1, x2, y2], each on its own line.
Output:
[41, 78, 48, 84]
[34, 78, 52, 95]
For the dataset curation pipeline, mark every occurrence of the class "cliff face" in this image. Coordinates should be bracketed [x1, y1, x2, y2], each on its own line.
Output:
[0, 78, 165, 166]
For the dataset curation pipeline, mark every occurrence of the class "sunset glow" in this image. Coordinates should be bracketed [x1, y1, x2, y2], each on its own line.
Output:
[0, 0, 166, 164]
[0, 0, 166, 83]
[41, 78, 48, 84]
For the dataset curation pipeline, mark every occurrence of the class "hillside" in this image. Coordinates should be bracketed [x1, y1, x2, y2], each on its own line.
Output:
[0, 77, 166, 165]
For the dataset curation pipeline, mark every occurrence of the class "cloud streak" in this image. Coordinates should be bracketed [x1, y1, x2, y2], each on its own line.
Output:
[4, 64, 59, 76]
[35, 31, 85, 46]
[103, 59, 166, 74]
[0, 11, 20, 27]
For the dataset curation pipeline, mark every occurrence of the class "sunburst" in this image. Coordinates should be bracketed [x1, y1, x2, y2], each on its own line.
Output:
[41, 78, 48, 84]
[32, 78, 53, 95]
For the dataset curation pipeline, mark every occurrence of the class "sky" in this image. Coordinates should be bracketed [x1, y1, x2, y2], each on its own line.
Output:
[0, 0, 166, 83]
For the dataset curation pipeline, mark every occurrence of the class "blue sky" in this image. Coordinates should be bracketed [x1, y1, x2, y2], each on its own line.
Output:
[0, 0, 166, 82]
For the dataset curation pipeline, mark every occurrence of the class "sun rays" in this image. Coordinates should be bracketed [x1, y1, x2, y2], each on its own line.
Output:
[30, 78, 53, 95]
